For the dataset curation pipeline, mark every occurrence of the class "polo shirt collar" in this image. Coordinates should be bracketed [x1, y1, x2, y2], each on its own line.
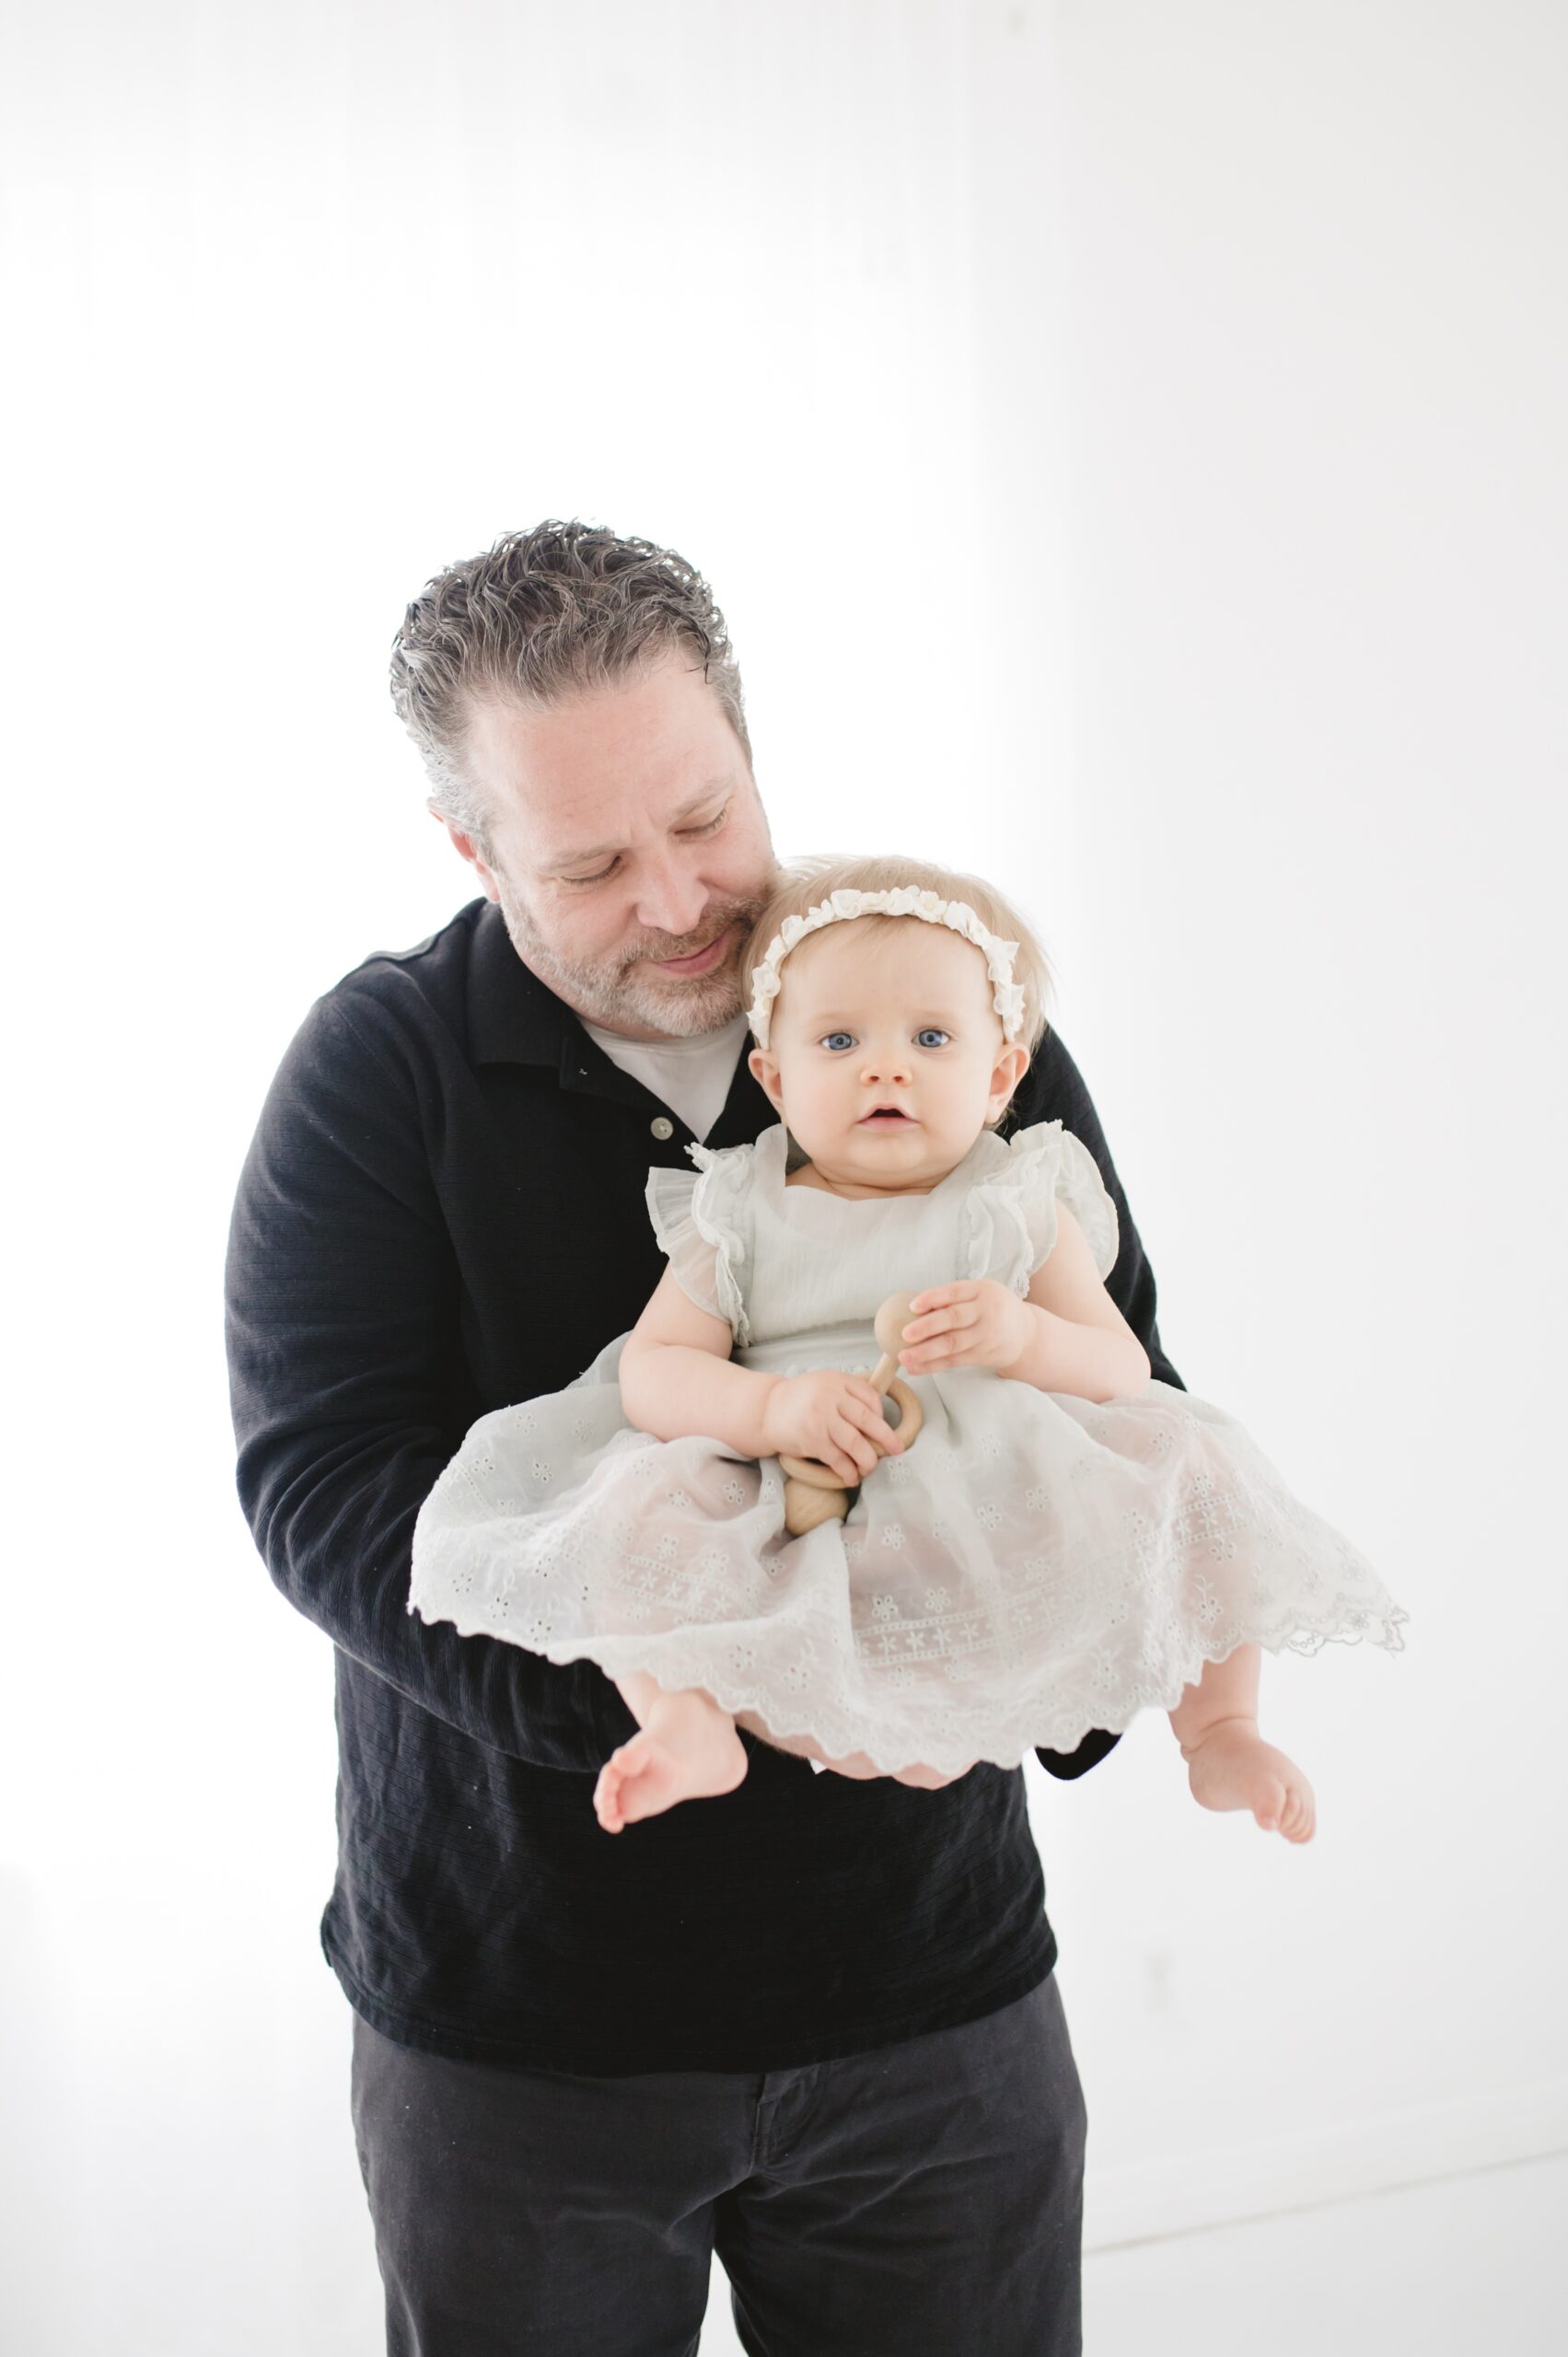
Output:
[464, 899, 760, 1125]
[466, 899, 580, 1070]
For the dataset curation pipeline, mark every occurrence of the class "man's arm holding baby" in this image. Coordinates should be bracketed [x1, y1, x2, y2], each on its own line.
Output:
[225, 989, 624, 1779]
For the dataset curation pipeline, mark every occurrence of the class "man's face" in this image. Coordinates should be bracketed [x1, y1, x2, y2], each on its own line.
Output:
[440, 657, 778, 1040]
[748, 920, 1028, 1195]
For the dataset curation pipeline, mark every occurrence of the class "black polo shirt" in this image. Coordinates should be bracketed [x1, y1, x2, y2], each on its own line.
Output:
[225, 897, 1184, 2073]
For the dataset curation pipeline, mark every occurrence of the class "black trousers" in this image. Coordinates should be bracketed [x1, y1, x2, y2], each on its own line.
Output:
[350, 1972, 1087, 2356]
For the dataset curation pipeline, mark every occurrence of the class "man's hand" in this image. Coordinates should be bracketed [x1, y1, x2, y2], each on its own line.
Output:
[895, 1279, 1033, 1375]
[760, 1370, 902, 1484]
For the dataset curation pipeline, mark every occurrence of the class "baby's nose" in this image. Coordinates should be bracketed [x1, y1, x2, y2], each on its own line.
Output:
[860, 1050, 912, 1086]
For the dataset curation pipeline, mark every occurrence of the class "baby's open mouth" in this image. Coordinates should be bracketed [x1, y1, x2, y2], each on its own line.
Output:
[859, 1108, 914, 1124]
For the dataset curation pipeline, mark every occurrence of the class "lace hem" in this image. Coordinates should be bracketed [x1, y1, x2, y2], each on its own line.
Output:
[525, 1607, 1410, 1779]
[410, 1443, 1410, 1781]
[408, 1369, 1409, 1781]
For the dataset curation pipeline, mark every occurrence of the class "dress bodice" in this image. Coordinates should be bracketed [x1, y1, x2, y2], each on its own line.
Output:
[742, 1125, 989, 1346]
[645, 1118, 1121, 1376]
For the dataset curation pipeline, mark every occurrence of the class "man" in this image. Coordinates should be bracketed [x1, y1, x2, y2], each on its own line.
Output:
[225, 520, 1183, 2355]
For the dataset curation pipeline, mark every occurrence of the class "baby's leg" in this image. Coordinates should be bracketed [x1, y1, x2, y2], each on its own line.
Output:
[594, 1669, 749, 1834]
[1168, 1644, 1316, 1843]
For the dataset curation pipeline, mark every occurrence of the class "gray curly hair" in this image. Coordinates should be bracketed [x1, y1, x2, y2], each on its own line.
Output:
[389, 520, 751, 857]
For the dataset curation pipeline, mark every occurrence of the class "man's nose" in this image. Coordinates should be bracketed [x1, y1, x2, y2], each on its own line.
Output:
[633, 852, 710, 941]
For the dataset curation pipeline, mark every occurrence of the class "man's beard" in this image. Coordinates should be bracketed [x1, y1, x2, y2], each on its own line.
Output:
[494, 876, 773, 1039]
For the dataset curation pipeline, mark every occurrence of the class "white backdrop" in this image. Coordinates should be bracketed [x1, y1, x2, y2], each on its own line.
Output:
[4, 3, 1564, 2350]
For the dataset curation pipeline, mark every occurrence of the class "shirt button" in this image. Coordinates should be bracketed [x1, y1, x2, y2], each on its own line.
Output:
[650, 1116, 675, 1141]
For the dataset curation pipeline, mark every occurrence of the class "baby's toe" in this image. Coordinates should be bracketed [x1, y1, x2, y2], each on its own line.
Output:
[593, 1762, 626, 1831]
[1253, 1776, 1287, 1831]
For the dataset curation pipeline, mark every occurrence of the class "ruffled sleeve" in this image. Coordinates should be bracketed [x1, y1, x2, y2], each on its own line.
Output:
[961, 1120, 1121, 1295]
[644, 1141, 755, 1343]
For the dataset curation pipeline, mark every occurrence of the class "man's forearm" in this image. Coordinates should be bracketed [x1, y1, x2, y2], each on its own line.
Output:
[226, 990, 612, 1779]
[238, 1417, 614, 1775]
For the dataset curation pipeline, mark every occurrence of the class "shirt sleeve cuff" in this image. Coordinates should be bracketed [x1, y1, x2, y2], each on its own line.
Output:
[1035, 1727, 1122, 1781]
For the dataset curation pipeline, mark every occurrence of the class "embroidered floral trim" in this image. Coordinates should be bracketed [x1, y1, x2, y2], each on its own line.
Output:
[407, 1376, 1409, 1779]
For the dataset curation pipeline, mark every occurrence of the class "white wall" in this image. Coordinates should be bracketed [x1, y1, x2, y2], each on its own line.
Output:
[4, 4, 1562, 2349]
[1035, 0, 1568, 2249]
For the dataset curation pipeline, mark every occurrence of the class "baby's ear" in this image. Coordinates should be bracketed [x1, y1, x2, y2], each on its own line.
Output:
[988, 1043, 1029, 1115]
[748, 1046, 784, 1110]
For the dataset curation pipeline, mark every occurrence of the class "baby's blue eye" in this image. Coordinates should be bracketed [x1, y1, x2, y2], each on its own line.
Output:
[915, 1028, 950, 1049]
[819, 1031, 855, 1052]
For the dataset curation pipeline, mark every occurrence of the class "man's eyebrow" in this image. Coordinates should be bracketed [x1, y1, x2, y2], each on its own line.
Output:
[543, 781, 735, 873]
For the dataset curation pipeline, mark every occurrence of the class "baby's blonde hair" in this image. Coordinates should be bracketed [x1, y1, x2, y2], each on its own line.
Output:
[740, 852, 1056, 1061]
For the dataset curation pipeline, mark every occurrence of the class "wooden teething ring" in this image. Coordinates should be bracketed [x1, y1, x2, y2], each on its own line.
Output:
[779, 1292, 925, 1536]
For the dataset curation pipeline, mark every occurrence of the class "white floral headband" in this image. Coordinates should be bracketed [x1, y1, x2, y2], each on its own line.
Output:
[746, 885, 1027, 1051]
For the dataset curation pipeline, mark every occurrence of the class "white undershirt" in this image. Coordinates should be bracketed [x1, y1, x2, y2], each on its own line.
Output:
[580, 1013, 750, 1144]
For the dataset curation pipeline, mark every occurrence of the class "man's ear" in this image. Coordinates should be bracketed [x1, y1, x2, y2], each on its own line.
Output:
[748, 1047, 785, 1113]
[987, 1044, 1029, 1119]
[428, 800, 502, 904]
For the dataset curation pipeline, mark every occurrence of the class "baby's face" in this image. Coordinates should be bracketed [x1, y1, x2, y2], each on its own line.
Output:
[748, 918, 1028, 1194]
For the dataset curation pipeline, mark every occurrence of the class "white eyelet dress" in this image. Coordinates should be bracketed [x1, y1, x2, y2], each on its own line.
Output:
[408, 1120, 1406, 1775]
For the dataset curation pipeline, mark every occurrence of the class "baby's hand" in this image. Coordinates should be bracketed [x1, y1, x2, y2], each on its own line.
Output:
[761, 1370, 902, 1484]
[897, 1279, 1032, 1375]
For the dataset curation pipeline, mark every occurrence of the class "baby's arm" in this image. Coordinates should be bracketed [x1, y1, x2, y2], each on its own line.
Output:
[619, 1270, 776, 1450]
[619, 1271, 901, 1476]
[897, 1203, 1152, 1403]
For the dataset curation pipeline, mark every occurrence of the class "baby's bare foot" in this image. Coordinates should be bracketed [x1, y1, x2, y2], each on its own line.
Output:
[1181, 1718, 1317, 1843]
[594, 1705, 749, 1833]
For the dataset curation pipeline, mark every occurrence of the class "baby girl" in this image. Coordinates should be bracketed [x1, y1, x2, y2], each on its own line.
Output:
[409, 855, 1405, 1836]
